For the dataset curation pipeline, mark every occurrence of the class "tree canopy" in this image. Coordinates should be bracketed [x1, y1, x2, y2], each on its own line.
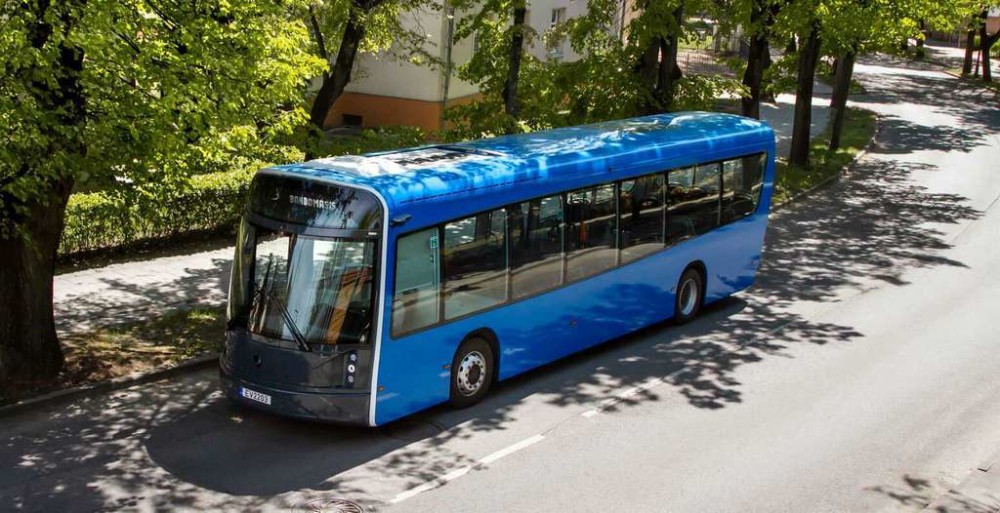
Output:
[0, 0, 325, 385]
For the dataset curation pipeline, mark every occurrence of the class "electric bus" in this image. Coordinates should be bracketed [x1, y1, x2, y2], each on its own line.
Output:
[220, 112, 776, 426]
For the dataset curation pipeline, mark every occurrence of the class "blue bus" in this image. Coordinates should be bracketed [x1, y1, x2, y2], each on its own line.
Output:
[220, 112, 775, 426]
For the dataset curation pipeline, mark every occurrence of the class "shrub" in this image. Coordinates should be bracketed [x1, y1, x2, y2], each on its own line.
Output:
[58, 126, 430, 257]
[59, 166, 256, 256]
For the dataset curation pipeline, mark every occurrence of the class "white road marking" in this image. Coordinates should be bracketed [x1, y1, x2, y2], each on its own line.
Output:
[393, 306, 815, 503]
[479, 434, 545, 465]
[390, 434, 546, 504]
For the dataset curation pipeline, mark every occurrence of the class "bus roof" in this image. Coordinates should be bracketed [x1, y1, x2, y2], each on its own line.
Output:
[266, 112, 773, 211]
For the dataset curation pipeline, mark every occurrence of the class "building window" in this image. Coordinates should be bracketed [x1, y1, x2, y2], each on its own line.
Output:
[550, 7, 566, 27]
[342, 114, 363, 127]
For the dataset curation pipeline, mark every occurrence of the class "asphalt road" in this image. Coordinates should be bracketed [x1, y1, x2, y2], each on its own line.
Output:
[3, 54, 1000, 512]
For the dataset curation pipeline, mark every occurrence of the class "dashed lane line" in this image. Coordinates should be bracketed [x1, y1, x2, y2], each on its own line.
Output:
[390, 434, 546, 504]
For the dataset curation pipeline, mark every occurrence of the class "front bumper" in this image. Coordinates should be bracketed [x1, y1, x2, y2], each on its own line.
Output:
[220, 368, 371, 426]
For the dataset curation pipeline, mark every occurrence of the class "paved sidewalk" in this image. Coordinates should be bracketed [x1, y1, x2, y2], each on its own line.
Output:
[924, 40, 1000, 78]
[54, 246, 233, 334]
[52, 88, 832, 335]
[765, 80, 832, 158]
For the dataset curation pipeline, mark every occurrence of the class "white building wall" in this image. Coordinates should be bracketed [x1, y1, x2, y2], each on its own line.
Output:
[524, 0, 588, 62]
[341, 0, 603, 104]
[344, 7, 444, 101]
[344, 2, 478, 102]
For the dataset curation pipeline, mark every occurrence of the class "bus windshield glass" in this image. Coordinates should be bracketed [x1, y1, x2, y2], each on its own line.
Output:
[243, 230, 376, 346]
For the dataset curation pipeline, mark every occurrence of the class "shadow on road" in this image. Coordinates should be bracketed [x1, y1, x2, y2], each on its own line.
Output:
[1, 54, 993, 511]
[867, 473, 999, 513]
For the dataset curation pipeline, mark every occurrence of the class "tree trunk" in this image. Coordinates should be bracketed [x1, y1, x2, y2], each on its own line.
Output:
[308, 2, 375, 129]
[502, 1, 527, 134]
[828, 50, 856, 151]
[916, 19, 925, 51]
[784, 37, 797, 54]
[740, 0, 779, 119]
[653, 5, 684, 111]
[1, 0, 87, 386]
[963, 29, 976, 76]
[789, 21, 821, 168]
[979, 10, 1000, 83]
[741, 40, 769, 118]
[637, 37, 660, 115]
[981, 25, 992, 83]
[0, 182, 72, 387]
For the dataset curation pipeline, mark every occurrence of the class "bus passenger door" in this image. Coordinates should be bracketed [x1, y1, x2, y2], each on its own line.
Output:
[392, 228, 441, 334]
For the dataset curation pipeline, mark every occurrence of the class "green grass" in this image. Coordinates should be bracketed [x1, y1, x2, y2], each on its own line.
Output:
[773, 107, 877, 205]
[1, 306, 225, 405]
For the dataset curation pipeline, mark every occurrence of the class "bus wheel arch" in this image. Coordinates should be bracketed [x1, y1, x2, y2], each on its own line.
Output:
[448, 329, 499, 408]
[675, 261, 706, 324]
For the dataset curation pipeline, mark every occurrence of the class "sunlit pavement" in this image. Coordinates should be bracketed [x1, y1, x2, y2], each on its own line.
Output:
[7, 53, 1000, 512]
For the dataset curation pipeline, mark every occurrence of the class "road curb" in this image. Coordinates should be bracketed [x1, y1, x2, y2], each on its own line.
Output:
[0, 353, 218, 419]
[773, 112, 882, 212]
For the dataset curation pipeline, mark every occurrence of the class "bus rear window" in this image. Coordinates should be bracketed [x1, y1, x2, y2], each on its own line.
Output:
[249, 174, 382, 230]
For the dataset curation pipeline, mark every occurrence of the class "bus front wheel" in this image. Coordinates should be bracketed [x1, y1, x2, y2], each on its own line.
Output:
[449, 337, 494, 408]
[674, 267, 704, 324]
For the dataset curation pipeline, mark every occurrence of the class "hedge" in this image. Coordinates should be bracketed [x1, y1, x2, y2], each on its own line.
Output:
[59, 166, 255, 256]
[58, 127, 429, 257]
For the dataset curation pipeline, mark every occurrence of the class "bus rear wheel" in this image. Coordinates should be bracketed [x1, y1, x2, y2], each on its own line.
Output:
[674, 267, 704, 324]
[449, 337, 494, 408]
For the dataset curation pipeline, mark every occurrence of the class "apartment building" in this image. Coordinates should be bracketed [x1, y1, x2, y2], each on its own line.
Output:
[323, 0, 618, 131]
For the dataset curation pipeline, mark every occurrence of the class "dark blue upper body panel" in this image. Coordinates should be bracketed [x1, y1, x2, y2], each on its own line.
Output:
[266, 112, 774, 230]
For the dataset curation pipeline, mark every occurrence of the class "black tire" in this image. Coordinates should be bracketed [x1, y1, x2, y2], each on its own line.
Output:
[674, 267, 704, 324]
[449, 337, 495, 408]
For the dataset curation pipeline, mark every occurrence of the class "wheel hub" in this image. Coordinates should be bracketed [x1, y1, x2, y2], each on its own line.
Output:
[679, 278, 698, 316]
[456, 351, 487, 396]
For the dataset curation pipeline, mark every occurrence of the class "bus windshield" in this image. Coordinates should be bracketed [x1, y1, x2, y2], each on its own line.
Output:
[242, 229, 376, 346]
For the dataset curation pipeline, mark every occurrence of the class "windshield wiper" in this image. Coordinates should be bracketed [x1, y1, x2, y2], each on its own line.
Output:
[250, 254, 312, 353]
[265, 291, 312, 353]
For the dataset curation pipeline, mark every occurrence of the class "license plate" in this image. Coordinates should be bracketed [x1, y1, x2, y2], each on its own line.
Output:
[240, 387, 272, 406]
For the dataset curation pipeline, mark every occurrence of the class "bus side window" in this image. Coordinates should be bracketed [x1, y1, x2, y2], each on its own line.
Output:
[668, 164, 720, 241]
[666, 167, 696, 244]
[721, 153, 766, 224]
[392, 228, 441, 336]
[510, 195, 563, 299]
[620, 173, 665, 263]
[565, 183, 616, 282]
[747, 153, 766, 209]
[443, 209, 507, 320]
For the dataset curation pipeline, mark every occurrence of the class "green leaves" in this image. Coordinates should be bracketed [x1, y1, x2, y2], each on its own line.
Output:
[1, 0, 326, 239]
